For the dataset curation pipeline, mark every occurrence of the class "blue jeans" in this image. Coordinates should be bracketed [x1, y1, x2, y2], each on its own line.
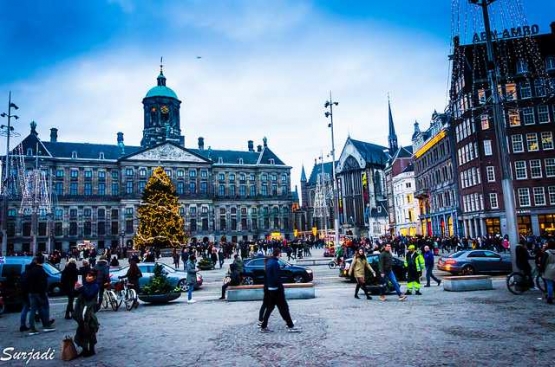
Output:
[425, 265, 440, 286]
[380, 270, 402, 296]
[20, 298, 30, 327]
[29, 293, 50, 330]
[546, 279, 554, 299]
[187, 283, 194, 300]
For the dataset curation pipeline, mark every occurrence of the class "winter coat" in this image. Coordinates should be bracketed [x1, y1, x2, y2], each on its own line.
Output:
[73, 281, 100, 348]
[265, 257, 282, 289]
[186, 260, 197, 285]
[349, 256, 375, 278]
[543, 250, 555, 281]
[94, 260, 110, 287]
[379, 251, 393, 273]
[61, 263, 79, 293]
[27, 263, 48, 294]
[404, 251, 425, 272]
[423, 251, 435, 268]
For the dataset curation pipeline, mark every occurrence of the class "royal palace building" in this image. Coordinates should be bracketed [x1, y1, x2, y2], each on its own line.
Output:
[1, 67, 294, 254]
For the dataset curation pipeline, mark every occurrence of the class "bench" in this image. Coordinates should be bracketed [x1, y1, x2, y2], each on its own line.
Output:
[442, 275, 493, 292]
[294, 258, 331, 267]
[226, 283, 315, 302]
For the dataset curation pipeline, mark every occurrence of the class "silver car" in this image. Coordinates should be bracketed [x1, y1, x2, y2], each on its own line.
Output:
[109, 262, 203, 291]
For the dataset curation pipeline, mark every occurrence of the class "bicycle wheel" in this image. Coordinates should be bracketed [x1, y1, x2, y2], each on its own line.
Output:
[328, 261, 336, 269]
[507, 272, 526, 295]
[101, 292, 109, 309]
[108, 291, 120, 311]
[535, 275, 547, 293]
[125, 289, 138, 311]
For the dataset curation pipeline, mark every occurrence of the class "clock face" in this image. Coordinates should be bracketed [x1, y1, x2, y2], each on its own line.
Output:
[161, 105, 169, 114]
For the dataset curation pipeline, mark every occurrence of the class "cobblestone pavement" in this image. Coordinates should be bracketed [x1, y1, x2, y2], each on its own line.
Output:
[0, 257, 553, 367]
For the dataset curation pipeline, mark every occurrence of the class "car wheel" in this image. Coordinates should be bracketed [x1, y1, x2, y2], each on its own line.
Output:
[461, 265, 475, 276]
[242, 276, 254, 285]
[49, 283, 62, 296]
[293, 275, 304, 283]
[177, 279, 189, 292]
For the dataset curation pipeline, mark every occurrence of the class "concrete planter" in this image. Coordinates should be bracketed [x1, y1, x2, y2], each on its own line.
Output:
[138, 292, 181, 303]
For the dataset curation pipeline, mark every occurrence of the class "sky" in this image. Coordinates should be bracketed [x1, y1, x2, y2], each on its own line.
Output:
[1, 0, 554, 188]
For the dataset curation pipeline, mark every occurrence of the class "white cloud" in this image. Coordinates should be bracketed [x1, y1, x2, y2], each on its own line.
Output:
[2, 3, 451, 190]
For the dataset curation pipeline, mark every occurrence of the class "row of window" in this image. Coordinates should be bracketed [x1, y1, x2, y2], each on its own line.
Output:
[216, 172, 288, 183]
[414, 140, 450, 173]
[463, 192, 484, 213]
[514, 158, 555, 179]
[478, 78, 555, 105]
[510, 132, 554, 153]
[457, 142, 479, 166]
[460, 167, 482, 189]
[427, 190, 455, 212]
[415, 163, 454, 192]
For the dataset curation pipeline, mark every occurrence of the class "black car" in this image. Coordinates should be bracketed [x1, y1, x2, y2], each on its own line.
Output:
[242, 257, 313, 284]
[340, 253, 407, 294]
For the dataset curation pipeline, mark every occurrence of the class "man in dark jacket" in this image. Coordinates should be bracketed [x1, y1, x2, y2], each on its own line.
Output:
[260, 249, 300, 333]
[219, 263, 241, 300]
[27, 255, 56, 335]
[516, 241, 533, 288]
[94, 256, 110, 309]
[378, 244, 407, 302]
[423, 245, 441, 287]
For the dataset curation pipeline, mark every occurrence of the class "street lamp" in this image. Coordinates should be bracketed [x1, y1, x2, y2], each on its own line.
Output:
[324, 92, 340, 248]
[469, 0, 519, 271]
[1, 91, 19, 256]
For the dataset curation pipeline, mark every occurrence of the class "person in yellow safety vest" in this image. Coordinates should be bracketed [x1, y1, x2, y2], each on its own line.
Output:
[404, 245, 425, 295]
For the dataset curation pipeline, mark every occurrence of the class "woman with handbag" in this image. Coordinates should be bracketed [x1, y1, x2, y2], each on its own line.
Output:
[349, 248, 376, 300]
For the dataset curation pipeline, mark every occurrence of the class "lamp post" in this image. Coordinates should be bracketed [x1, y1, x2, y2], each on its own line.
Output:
[469, 0, 519, 271]
[324, 92, 340, 248]
[1, 92, 19, 256]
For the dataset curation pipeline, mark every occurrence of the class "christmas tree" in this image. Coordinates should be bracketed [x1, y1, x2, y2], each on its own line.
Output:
[134, 166, 186, 249]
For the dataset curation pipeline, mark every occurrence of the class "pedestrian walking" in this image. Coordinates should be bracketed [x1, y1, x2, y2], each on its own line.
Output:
[118, 258, 143, 294]
[349, 248, 376, 300]
[73, 269, 99, 357]
[218, 248, 225, 269]
[18, 264, 31, 332]
[186, 255, 198, 303]
[260, 249, 300, 333]
[27, 255, 56, 335]
[541, 240, 555, 304]
[378, 244, 407, 302]
[79, 260, 91, 285]
[172, 248, 180, 269]
[404, 245, 425, 295]
[61, 258, 79, 319]
[94, 256, 110, 310]
[423, 246, 441, 288]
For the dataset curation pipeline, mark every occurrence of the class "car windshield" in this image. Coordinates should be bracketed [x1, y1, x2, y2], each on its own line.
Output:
[450, 252, 466, 258]
[43, 263, 60, 275]
[278, 259, 290, 267]
[161, 264, 176, 272]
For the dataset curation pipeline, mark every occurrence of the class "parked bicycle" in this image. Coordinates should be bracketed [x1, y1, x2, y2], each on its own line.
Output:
[506, 271, 545, 295]
[328, 257, 344, 269]
[115, 278, 139, 311]
[101, 285, 119, 311]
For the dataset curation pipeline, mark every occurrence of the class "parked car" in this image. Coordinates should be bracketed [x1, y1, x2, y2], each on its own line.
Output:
[0, 257, 63, 307]
[109, 262, 203, 292]
[339, 253, 407, 294]
[437, 250, 512, 275]
[241, 257, 313, 284]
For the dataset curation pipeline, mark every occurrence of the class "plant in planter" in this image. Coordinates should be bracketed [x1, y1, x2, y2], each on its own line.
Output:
[197, 257, 215, 270]
[139, 263, 181, 303]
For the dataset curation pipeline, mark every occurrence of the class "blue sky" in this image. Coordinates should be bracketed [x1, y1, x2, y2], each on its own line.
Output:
[1, 0, 554, 186]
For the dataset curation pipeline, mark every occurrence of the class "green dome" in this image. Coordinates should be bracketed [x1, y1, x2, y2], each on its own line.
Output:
[145, 85, 178, 99]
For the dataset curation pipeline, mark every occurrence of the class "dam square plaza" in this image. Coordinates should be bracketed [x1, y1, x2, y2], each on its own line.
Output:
[0, 1, 554, 366]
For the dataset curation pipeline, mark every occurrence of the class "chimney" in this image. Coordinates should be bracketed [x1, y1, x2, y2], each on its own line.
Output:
[551, 22, 555, 34]
[198, 137, 204, 151]
[263, 136, 267, 148]
[117, 132, 125, 154]
[248, 140, 254, 152]
[50, 128, 58, 143]
[257, 145, 262, 152]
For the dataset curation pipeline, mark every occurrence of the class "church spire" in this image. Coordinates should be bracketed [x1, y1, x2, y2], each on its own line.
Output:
[157, 56, 166, 86]
[300, 165, 307, 182]
[387, 95, 398, 153]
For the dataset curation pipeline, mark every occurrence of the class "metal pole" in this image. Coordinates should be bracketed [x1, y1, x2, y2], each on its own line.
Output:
[1, 92, 18, 256]
[472, 0, 519, 269]
[326, 92, 340, 248]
